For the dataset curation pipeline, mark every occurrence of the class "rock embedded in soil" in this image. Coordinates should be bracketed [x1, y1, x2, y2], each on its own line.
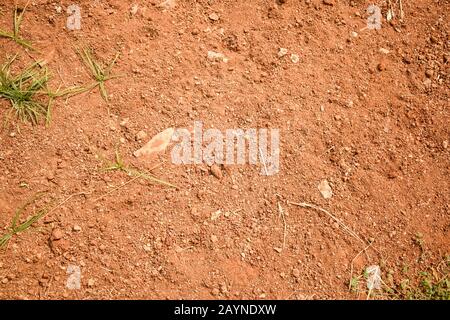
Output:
[87, 278, 96, 287]
[120, 118, 129, 128]
[157, 0, 176, 10]
[290, 53, 299, 63]
[377, 62, 387, 71]
[50, 239, 70, 254]
[210, 164, 223, 179]
[211, 288, 220, 296]
[136, 130, 148, 141]
[211, 210, 221, 220]
[278, 48, 288, 57]
[207, 51, 228, 63]
[220, 283, 228, 294]
[208, 13, 220, 21]
[133, 128, 174, 158]
[51, 228, 64, 240]
[423, 78, 432, 89]
[130, 4, 139, 16]
[318, 179, 333, 199]
[402, 56, 412, 64]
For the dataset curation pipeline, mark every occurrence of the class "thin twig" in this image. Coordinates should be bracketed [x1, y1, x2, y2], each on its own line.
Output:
[259, 147, 268, 176]
[288, 201, 366, 245]
[349, 242, 373, 291]
[43, 274, 55, 298]
[92, 174, 142, 202]
[399, 0, 404, 21]
[45, 192, 89, 217]
[277, 202, 287, 250]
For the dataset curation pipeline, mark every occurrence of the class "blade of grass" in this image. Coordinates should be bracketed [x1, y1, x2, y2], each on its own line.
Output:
[105, 150, 177, 188]
[0, 191, 47, 249]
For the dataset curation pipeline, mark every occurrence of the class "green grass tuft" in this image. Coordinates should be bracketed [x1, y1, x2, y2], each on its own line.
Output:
[397, 256, 450, 300]
[105, 150, 178, 188]
[0, 55, 50, 125]
[0, 55, 90, 125]
[0, 3, 35, 50]
[77, 47, 121, 102]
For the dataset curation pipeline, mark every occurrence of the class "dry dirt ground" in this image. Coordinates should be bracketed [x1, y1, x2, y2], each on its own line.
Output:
[0, 0, 448, 299]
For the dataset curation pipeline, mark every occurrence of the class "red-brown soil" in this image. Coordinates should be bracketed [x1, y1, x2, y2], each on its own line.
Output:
[0, 0, 448, 299]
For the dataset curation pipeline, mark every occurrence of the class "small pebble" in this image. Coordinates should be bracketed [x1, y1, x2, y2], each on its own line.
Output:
[209, 13, 220, 21]
[136, 130, 148, 141]
[377, 62, 387, 71]
[220, 284, 228, 293]
[51, 228, 64, 240]
[87, 278, 96, 287]
[119, 118, 129, 127]
[323, 0, 335, 5]
[210, 164, 223, 179]
[278, 48, 288, 57]
[130, 4, 139, 15]
[211, 288, 220, 296]
[207, 51, 228, 63]
[318, 179, 333, 199]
